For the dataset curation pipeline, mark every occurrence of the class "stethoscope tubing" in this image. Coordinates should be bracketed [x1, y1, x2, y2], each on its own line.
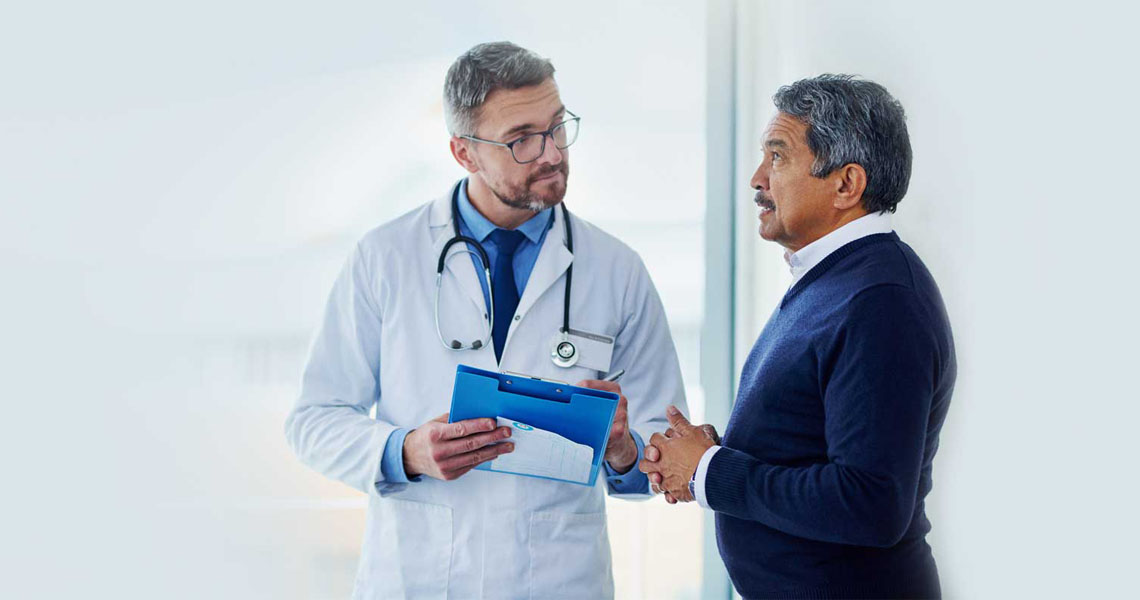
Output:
[434, 181, 574, 352]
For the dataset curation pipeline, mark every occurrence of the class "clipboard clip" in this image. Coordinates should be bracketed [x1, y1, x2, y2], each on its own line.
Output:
[500, 370, 568, 386]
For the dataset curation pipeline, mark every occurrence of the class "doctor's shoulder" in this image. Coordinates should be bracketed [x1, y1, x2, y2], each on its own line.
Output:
[333, 202, 436, 301]
[352, 202, 435, 259]
[571, 215, 659, 307]
[570, 214, 646, 277]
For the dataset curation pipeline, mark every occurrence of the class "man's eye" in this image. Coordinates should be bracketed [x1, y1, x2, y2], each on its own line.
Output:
[770, 152, 781, 162]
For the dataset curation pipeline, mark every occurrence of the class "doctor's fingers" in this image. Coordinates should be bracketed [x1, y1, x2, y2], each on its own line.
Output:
[576, 379, 622, 395]
[435, 426, 512, 459]
[614, 393, 628, 417]
[432, 417, 498, 441]
[610, 397, 629, 434]
[643, 443, 661, 462]
[438, 442, 515, 479]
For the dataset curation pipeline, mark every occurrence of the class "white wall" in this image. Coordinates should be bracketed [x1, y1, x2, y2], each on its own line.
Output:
[734, 1, 1140, 597]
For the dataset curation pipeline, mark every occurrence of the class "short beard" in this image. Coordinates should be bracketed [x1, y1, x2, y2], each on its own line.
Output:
[491, 163, 570, 213]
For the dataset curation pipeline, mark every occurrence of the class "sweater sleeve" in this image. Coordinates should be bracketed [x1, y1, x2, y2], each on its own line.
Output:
[704, 284, 938, 547]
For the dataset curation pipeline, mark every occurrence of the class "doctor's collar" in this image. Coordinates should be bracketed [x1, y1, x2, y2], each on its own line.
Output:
[457, 178, 553, 244]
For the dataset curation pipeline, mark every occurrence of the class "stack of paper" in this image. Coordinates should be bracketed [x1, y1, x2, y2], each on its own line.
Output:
[487, 417, 594, 484]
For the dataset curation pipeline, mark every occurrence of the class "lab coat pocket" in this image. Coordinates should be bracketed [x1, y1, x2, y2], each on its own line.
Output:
[357, 498, 453, 600]
[527, 510, 613, 600]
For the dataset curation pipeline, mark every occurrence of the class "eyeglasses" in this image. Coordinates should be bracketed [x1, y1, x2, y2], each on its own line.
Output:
[460, 110, 580, 164]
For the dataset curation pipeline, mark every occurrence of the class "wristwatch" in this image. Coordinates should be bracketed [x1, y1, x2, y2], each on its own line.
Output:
[688, 470, 696, 499]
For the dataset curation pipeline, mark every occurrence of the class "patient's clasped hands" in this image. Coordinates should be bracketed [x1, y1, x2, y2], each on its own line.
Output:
[639, 405, 719, 504]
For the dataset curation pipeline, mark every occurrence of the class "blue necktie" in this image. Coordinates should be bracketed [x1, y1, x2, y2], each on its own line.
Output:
[489, 229, 526, 362]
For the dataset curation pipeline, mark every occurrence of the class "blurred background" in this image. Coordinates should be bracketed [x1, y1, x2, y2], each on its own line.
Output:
[1, 1, 1137, 598]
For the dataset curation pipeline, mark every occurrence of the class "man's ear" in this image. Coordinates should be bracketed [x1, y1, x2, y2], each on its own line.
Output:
[450, 136, 480, 174]
[833, 163, 867, 211]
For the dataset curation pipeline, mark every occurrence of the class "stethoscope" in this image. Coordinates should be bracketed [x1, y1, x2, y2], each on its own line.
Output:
[434, 183, 579, 368]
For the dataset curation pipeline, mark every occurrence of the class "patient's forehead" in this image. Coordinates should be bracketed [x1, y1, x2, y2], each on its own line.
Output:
[763, 113, 809, 151]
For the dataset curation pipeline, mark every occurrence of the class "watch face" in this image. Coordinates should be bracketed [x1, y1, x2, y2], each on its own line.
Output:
[688, 478, 696, 498]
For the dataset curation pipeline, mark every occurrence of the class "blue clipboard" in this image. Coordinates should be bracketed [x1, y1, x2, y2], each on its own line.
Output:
[447, 364, 620, 486]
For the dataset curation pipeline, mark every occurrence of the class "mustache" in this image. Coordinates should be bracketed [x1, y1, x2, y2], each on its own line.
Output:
[754, 190, 774, 207]
[529, 163, 568, 184]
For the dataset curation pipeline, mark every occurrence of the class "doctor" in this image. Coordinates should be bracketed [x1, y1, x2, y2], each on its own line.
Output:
[285, 41, 686, 599]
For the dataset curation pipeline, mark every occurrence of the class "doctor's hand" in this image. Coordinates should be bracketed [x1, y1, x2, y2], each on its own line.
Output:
[403, 413, 515, 481]
[640, 406, 717, 504]
[577, 380, 638, 474]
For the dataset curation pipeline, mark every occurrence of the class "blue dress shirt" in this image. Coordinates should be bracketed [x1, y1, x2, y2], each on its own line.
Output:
[455, 178, 554, 312]
[379, 179, 647, 492]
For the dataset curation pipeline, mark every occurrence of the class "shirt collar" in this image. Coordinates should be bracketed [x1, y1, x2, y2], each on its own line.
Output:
[784, 211, 895, 285]
[457, 178, 553, 244]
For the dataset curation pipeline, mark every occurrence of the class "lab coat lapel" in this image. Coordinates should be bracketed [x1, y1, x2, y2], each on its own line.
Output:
[514, 205, 573, 328]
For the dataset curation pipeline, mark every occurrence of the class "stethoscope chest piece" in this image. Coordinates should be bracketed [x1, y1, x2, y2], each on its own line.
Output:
[551, 333, 579, 368]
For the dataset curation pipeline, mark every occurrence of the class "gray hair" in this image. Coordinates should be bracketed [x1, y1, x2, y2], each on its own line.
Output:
[773, 74, 912, 214]
[443, 41, 556, 136]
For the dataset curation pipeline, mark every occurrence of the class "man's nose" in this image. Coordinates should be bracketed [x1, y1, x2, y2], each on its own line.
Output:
[750, 161, 768, 191]
[535, 135, 564, 166]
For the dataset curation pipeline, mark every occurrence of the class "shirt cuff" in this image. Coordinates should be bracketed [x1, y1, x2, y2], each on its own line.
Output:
[603, 430, 648, 493]
[693, 445, 721, 509]
[379, 428, 421, 485]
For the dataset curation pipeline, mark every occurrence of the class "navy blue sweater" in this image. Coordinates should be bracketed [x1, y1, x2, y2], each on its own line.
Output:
[707, 232, 955, 599]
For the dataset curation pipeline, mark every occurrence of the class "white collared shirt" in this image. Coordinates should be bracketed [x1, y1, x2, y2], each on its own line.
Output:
[784, 211, 894, 287]
[692, 211, 894, 510]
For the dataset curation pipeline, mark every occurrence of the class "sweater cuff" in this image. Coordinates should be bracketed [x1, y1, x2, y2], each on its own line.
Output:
[693, 445, 721, 509]
[704, 446, 757, 514]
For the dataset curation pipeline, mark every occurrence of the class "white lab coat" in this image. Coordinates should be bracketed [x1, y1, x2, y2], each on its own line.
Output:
[285, 183, 686, 600]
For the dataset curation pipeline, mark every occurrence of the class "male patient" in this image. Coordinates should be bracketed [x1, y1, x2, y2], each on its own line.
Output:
[641, 74, 955, 599]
